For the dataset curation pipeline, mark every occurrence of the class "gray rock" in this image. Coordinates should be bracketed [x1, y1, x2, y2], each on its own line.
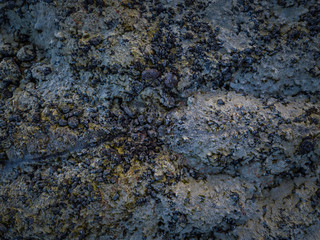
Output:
[31, 63, 52, 81]
[0, 58, 21, 84]
[68, 116, 79, 129]
[16, 45, 35, 62]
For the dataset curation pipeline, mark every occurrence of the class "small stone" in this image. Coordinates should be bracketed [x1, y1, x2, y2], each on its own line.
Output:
[157, 125, 166, 137]
[103, 169, 111, 176]
[32, 112, 41, 123]
[3, 89, 13, 99]
[0, 43, 14, 57]
[110, 176, 117, 184]
[0, 150, 8, 164]
[54, 31, 65, 40]
[164, 72, 178, 88]
[217, 99, 225, 106]
[147, 130, 158, 138]
[112, 193, 119, 201]
[31, 64, 52, 81]
[160, 93, 176, 108]
[72, 110, 83, 117]
[138, 115, 145, 125]
[59, 119, 68, 127]
[9, 114, 20, 122]
[0, 119, 6, 128]
[59, 105, 70, 114]
[0, 58, 21, 84]
[185, 31, 194, 40]
[17, 45, 35, 62]
[122, 106, 135, 118]
[147, 115, 153, 124]
[68, 116, 79, 129]
[299, 138, 314, 155]
[141, 69, 160, 82]
[89, 35, 102, 46]
[245, 56, 253, 65]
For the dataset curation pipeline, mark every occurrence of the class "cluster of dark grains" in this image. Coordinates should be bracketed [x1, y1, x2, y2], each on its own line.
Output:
[301, 3, 320, 36]
[0, 0, 319, 239]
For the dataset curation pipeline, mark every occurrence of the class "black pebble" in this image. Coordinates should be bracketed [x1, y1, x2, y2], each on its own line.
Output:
[141, 69, 160, 82]
[164, 72, 178, 88]
[59, 119, 68, 127]
[0, 151, 8, 164]
[299, 138, 314, 155]
[217, 99, 225, 106]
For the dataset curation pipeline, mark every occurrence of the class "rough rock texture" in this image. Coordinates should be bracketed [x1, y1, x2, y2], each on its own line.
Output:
[0, 0, 319, 239]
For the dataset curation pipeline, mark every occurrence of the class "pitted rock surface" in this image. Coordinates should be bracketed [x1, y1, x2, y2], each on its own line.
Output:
[0, 0, 319, 239]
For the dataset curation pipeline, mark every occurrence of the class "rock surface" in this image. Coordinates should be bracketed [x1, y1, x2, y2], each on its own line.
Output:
[0, 0, 319, 239]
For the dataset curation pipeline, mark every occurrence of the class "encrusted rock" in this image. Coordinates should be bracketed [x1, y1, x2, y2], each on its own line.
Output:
[68, 116, 79, 129]
[31, 63, 52, 81]
[16, 45, 35, 62]
[0, 58, 21, 85]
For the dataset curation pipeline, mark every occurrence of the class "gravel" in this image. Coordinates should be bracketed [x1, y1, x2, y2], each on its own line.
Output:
[0, 0, 319, 239]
